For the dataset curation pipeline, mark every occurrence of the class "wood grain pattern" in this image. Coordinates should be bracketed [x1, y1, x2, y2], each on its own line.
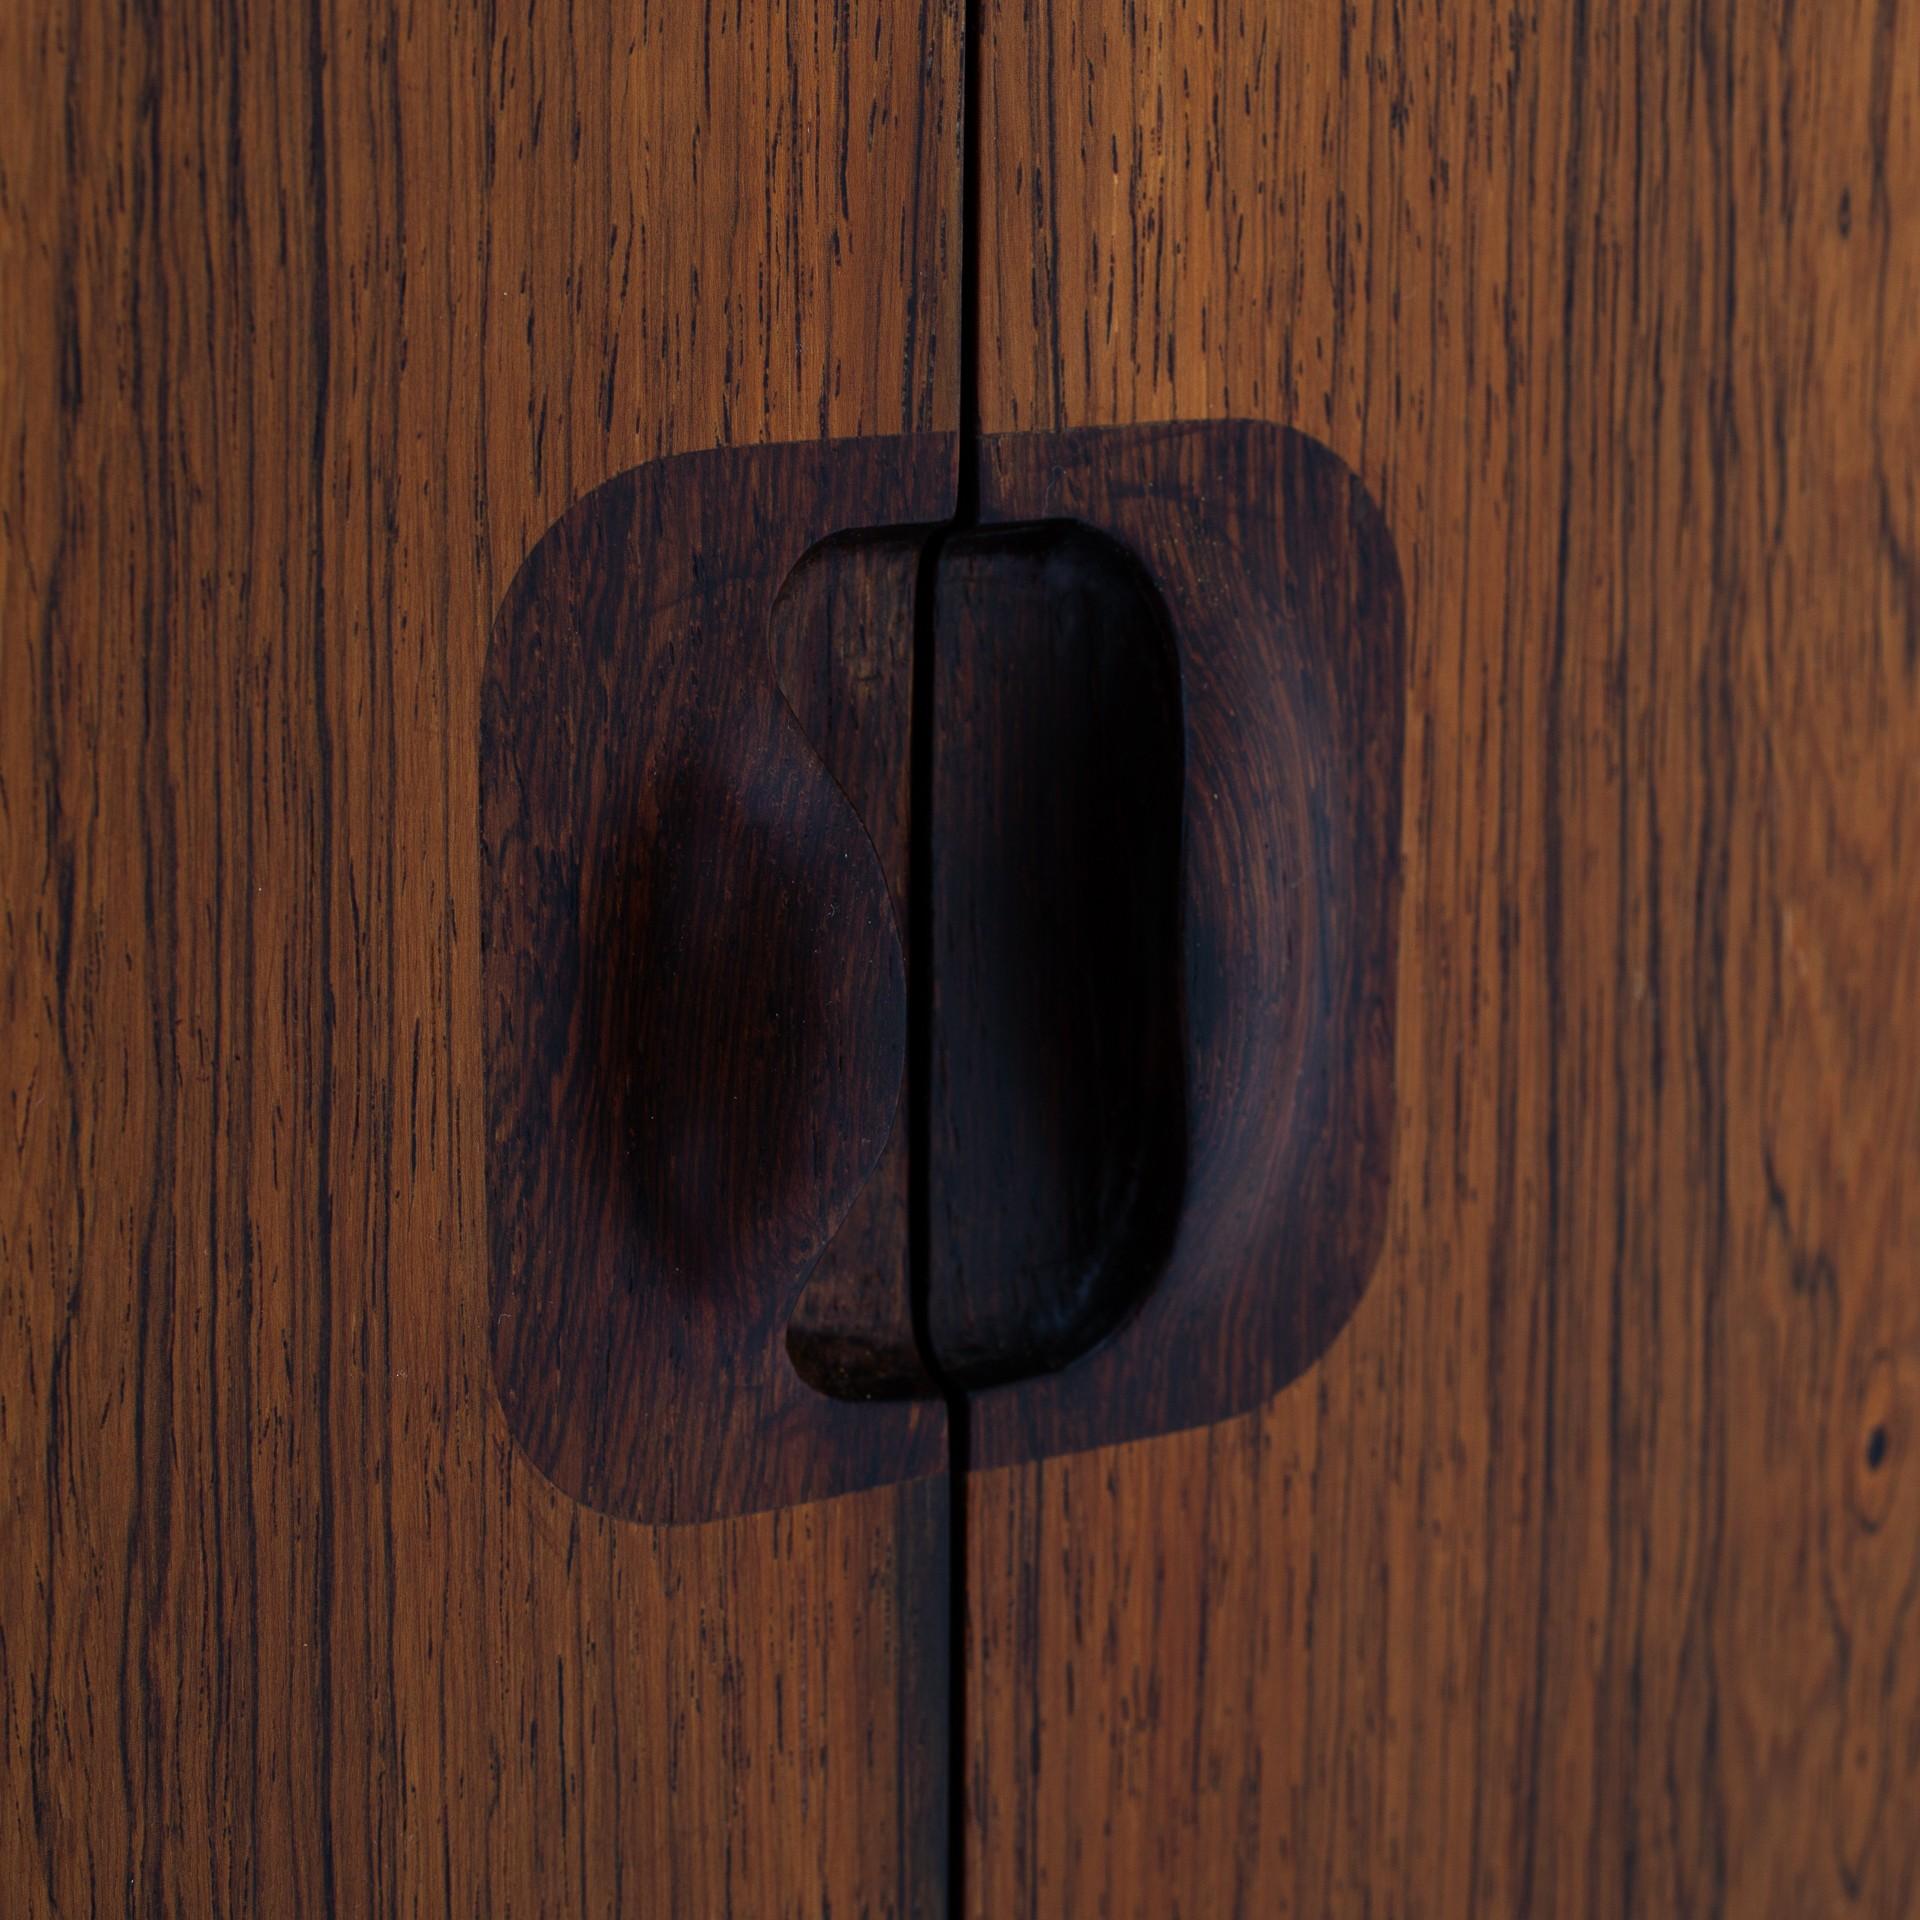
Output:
[1, 0, 958, 1910]
[483, 439, 950, 1522]
[481, 415, 1397, 1503]
[967, 1, 1920, 1913]
[776, 525, 942, 1405]
[927, 514, 1190, 1392]
[959, 423, 1402, 1469]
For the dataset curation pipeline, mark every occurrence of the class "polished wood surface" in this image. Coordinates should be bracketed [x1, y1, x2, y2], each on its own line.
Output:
[8, 0, 1917, 1909]
[775, 524, 943, 1407]
[482, 438, 952, 1524]
[1, 1, 958, 1910]
[968, 1, 1920, 1914]
[962, 423, 1403, 1469]
[928, 513, 1188, 1392]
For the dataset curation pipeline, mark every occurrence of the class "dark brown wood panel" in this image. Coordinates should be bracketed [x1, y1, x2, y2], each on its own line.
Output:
[777, 525, 940, 1406]
[955, 423, 1402, 1468]
[483, 439, 950, 1523]
[928, 512, 1189, 1396]
[969, 1, 1920, 1914]
[0, 0, 958, 1910]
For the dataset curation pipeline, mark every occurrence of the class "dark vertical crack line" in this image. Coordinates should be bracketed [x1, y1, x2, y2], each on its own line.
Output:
[955, 0, 985, 527]
[1529, 0, 1590, 1908]
[124, 8, 183, 1901]
[304, 1, 340, 1911]
[908, 4, 987, 1910]
[35, 7, 85, 1906]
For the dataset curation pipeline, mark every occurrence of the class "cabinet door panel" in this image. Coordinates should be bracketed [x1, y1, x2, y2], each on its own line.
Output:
[1, 3, 958, 1911]
[970, 3, 1920, 1913]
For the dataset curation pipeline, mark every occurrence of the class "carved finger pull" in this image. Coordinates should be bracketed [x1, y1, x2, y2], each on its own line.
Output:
[481, 423, 1404, 1523]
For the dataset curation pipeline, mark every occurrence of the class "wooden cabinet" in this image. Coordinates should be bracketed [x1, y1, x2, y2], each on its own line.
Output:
[5, 2, 1916, 1913]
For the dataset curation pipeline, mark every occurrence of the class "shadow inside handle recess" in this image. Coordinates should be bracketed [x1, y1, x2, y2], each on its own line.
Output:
[782, 518, 1190, 1400]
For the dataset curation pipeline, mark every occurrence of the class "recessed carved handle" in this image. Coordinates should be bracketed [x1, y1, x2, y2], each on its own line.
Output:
[481, 440, 948, 1525]
[481, 423, 1404, 1522]
[920, 524, 1189, 1389]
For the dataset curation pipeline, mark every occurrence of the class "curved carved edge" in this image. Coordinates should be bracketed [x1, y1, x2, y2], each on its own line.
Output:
[966, 420, 1406, 1469]
[480, 435, 953, 1525]
[480, 422, 1403, 1511]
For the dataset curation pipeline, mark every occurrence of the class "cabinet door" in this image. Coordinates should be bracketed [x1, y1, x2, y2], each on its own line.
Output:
[966, 4, 1920, 1915]
[8, 2, 1918, 1915]
[1, 5, 957, 1911]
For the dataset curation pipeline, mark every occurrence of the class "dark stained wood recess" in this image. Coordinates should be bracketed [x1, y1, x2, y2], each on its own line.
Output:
[965, 1, 1920, 1916]
[481, 418, 1401, 1516]
[482, 438, 952, 1526]
[954, 423, 1403, 1471]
